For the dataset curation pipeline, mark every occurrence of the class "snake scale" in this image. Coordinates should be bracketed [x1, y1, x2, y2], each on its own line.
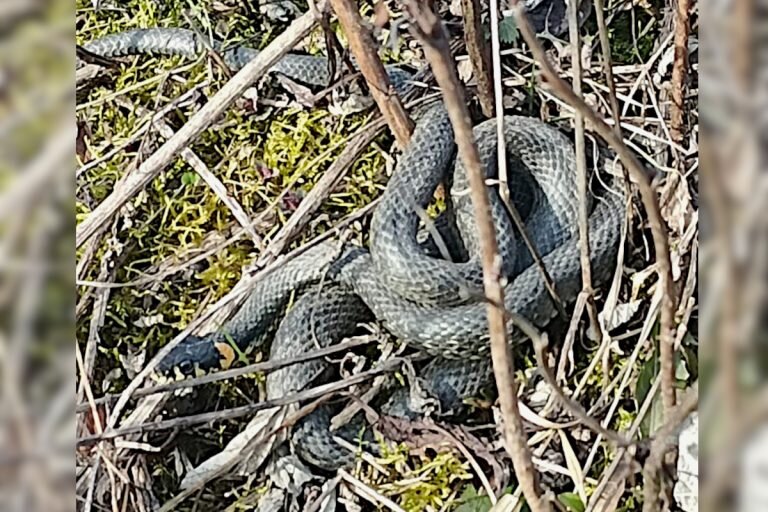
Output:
[82, 4, 625, 472]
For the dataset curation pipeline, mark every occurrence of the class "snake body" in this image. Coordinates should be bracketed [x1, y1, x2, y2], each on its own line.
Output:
[83, 7, 625, 471]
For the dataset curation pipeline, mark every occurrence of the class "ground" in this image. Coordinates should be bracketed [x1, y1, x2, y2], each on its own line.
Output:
[75, 1, 698, 510]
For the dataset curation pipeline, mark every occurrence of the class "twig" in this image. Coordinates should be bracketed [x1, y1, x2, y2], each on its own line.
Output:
[641, 382, 699, 512]
[76, 357, 403, 446]
[567, 0, 600, 339]
[508, 2, 678, 414]
[669, 0, 692, 144]
[461, 0, 494, 117]
[593, 0, 622, 136]
[493, 0, 569, 320]
[75, 0, 330, 248]
[75, 336, 374, 413]
[328, 0, 413, 145]
[402, 3, 549, 511]
[339, 468, 408, 512]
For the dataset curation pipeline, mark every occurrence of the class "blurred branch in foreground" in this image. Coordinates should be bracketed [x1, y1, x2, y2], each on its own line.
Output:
[0, 0, 72, 511]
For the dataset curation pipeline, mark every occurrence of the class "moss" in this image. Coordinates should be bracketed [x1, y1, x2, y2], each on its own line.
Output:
[372, 443, 473, 510]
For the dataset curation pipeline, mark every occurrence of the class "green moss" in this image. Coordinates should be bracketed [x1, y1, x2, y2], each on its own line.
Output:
[372, 442, 473, 510]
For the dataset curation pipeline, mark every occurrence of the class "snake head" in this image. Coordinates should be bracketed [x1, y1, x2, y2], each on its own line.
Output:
[155, 335, 236, 381]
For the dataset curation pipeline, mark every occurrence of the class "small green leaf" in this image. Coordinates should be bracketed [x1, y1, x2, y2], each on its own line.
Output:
[456, 485, 493, 512]
[558, 492, 586, 512]
[641, 391, 665, 438]
[498, 16, 519, 45]
[635, 353, 657, 407]
[181, 171, 199, 186]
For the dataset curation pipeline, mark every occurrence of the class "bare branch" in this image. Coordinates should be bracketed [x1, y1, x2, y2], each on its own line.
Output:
[567, 0, 600, 338]
[670, 0, 693, 144]
[461, 0, 494, 117]
[75, 336, 374, 413]
[76, 357, 403, 446]
[329, 0, 413, 145]
[593, 0, 622, 136]
[402, 3, 549, 510]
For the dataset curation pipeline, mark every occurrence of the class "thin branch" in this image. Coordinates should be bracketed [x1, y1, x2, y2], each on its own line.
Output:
[593, 0, 622, 136]
[76, 0, 330, 248]
[567, 0, 600, 338]
[461, 0, 494, 117]
[402, 3, 549, 511]
[328, 0, 413, 145]
[492, 0, 569, 320]
[669, 0, 692, 144]
[74, 336, 374, 413]
[117, 97, 262, 246]
[75, 357, 403, 446]
[508, 2, 678, 414]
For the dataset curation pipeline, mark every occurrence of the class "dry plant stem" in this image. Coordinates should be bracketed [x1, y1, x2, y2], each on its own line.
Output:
[76, 357, 403, 446]
[402, 3, 548, 510]
[328, 0, 413, 145]
[75, 0, 329, 248]
[509, 3, 678, 413]
[491, 0, 568, 319]
[461, 0, 494, 117]
[74, 336, 373, 413]
[567, 0, 599, 337]
[489, 0, 508, 206]
[641, 382, 699, 512]
[669, 0, 692, 143]
[339, 469, 408, 512]
[593, 0, 622, 135]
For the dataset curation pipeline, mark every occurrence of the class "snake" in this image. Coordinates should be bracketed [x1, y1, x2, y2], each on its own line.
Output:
[81, 3, 625, 472]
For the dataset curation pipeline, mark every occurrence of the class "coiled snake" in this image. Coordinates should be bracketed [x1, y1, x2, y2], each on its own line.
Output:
[82, 10, 625, 471]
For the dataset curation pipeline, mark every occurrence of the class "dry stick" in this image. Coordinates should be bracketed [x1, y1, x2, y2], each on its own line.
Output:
[567, 0, 600, 338]
[74, 336, 373, 413]
[328, 0, 413, 146]
[490, 0, 568, 319]
[641, 382, 699, 512]
[593, 0, 622, 136]
[402, 3, 548, 511]
[75, 358, 403, 446]
[669, 0, 692, 144]
[75, 0, 330, 248]
[508, 2, 678, 413]
[461, 0, 495, 117]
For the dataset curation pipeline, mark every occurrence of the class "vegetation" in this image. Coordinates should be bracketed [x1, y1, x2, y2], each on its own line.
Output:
[76, 0, 697, 510]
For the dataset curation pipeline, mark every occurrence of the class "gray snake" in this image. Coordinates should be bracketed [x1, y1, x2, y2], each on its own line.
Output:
[81, 11, 625, 472]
